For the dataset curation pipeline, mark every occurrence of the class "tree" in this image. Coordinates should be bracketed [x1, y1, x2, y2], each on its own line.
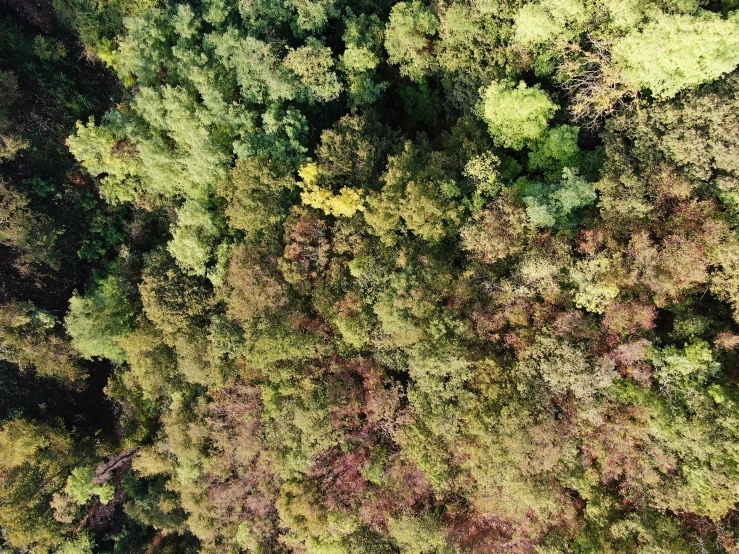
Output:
[226, 244, 289, 322]
[365, 139, 463, 244]
[66, 268, 139, 363]
[0, 180, 60, 269]
[570, 255, 620, 314]
[521, 168, 597, 229]
[612, 11, 739, 99]
[513, 0, 592, 50]
[340, 14, 387, 108]
[167, 198, 225, 276]
[528, 125, 581, 180]
[461, 196, 531, 263]
[0, 419, 77, 551]
[284, 39, 342, 103]
[0, 70, 27, 161]
[66, 117, 142, 204]
[479, 81, 557, 149]
[385, 1, 439, 82]
[62, 466, 115, 505]
[300, 162, 367, 218]
[138, 249, 215, 341]
[0, 302, 84, 383]
[220, 156, 296, 241]
[388, 512, 453, 554]
[516, 332, 616, 399]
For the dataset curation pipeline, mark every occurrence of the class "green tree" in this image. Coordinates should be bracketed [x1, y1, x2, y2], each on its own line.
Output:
[385, 1, 439, 82]
[63, 466, 115, 505]
[612, 11, 739, 99]
[66, 268, 139, 363]
[284, 39, 342, 103]
[0, 302, 84, 383]
[0, 180, 60, 269]
[480, 81, 557, 149]
[521, 168, 597, 229]
[340, 14, 387, 108]
[0, 419, 77, 550]
[220, 156, 295, 241]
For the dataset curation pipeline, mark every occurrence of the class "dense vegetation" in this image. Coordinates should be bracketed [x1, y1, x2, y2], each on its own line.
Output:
[3, 0, 739, 551]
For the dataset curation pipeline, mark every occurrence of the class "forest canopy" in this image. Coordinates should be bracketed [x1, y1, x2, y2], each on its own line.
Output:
[3, 0, 739, 552]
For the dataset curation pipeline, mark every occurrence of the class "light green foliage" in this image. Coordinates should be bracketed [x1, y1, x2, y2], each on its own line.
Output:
[341, 45, 384, 104]
[66, 269, 138, 363]
[294, 0, 340, 33]
[388, 513, 453, 554]
[436, 2, 511, 79]
[241, 317, 327, 367]
[612, 11, 739, 99]
[285, 40, 342, 102]
[67, 118, 141, 203]
[517, 250, 568, 298]
[464, 151, 501, 204]
[55, 533, 95, 554]
[341, 14, 387, 107]
[130, 84, 231, 200]
[480, 81, 557, 149]
[168, 199, 224, 276]
[513, 0, 591, 48]
[209, 29, 297, 104]
[650, 340, 719, 390]
[64, 466, 115, 505]
[385, 1, 439, 81]
[570, 255, 620, 313]
[116, 9, 179, 86]
[233, 0, 340, 33]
